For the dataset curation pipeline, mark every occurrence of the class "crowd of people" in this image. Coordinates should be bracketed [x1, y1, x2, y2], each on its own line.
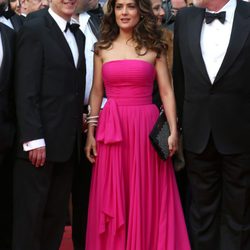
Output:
[0, 0, 250, 250]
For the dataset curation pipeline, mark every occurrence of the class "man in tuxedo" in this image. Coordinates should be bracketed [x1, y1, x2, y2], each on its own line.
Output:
[0, 0, 23, 31]
[72, 1, 103, 248]
[13, 0, 85, 248]
[0, 22, 15, 250]
[173, 0, 250, 249]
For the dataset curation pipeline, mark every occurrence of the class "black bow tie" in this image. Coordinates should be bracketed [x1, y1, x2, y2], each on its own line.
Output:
[204, 11, 226, 24]
[0, 9, 15, 19]
[64, 22, 80, 33]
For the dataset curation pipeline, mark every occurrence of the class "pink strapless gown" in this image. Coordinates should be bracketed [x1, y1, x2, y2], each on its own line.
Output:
[86, 60, 190, 250]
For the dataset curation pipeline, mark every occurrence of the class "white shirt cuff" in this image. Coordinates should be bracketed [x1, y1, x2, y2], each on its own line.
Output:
[101, 98, 107, 109]
[23, 139, 46, 151]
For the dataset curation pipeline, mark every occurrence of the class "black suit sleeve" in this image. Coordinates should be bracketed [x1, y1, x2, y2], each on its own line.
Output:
[173, 11, 185, 129]
[0, 24, 16, 152]
[15, 24, 44, 143]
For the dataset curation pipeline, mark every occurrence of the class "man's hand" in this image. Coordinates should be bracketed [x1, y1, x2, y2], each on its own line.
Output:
[29, 146, 46, 168]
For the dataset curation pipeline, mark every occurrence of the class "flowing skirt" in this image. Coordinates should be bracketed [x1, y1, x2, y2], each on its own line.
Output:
[86, 100, 190, 250]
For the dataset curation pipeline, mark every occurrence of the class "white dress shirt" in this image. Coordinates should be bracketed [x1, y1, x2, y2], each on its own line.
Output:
[49, 8, 79, 67]
[0, 8, 14, 30]
[79, 12, 107, 108]
[200, 0, 236, 84]
[79, 12, 96, 105]
[23, 9, 79, 151]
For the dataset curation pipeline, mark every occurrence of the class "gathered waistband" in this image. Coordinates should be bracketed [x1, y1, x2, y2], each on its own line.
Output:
[106, 96, 152, 106]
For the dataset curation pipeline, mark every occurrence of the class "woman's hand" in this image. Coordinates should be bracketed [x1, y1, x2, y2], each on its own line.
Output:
[168, 132, 178, 157]
[85, 134, 97, 163]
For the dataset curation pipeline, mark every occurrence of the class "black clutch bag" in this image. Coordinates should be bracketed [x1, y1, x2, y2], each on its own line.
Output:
[149, 108, 170, 160]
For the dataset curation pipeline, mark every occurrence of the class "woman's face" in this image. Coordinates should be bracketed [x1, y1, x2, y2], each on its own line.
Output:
[114, 0, 140, 32]
[10, 0, 21, 14]
[151, 0, 164, 25]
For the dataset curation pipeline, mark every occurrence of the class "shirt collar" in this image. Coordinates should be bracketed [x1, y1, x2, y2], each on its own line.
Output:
[48, 8, 79, 32]
[206, 0, 236, 24]
[79, 12, 90, 30]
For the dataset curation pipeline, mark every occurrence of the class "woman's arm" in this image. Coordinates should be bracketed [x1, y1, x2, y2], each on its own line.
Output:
[85, 53, 104, 163]
[155, 54, 178, 156]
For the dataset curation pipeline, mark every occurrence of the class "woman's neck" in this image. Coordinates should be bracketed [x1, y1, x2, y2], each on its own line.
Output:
[118, 29, 134, 41]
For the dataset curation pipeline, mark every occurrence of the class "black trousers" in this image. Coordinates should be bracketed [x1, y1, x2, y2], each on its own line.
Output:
[185, 137, 250, 250]
[71, 134, 92, 250]
[0, 151, 14, 250]
[175, 167, 190, 228]
[13, 151, 76, 250]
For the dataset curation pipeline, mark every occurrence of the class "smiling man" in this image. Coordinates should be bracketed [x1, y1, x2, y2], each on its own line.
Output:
[13, 0, 85, 249]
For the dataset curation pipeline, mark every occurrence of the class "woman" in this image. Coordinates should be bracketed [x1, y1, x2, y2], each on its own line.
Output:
[151, 0, 173, 70]
[85, 0, 190, 249]
[9, 0, 21, 14]
[151, 0, 173, 109]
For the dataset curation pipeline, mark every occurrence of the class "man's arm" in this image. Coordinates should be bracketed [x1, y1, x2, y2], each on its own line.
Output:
[15, 23, 46, 167]
[172, 11, 185, 129]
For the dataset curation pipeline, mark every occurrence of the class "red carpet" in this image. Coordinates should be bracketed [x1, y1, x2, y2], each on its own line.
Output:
[59, 226, 73, 250]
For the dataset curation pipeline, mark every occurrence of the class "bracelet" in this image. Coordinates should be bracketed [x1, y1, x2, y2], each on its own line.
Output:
[86, 120, 98, 124]
[87, 105, 91, 116]
[86, 105, 99, 127]
[86, 115, 99, 120]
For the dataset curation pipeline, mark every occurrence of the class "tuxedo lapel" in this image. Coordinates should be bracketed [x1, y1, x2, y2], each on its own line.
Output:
[214, 1, 250, 83]
[10, 14, 23, 32]
[74, 29, 84, 69]
[88, 15, 100, 39]
[188, 8, 211, 84]
[45, 12, 76, 67]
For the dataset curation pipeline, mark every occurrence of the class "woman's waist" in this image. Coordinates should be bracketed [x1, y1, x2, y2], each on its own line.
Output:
[106, 96, 153, 106]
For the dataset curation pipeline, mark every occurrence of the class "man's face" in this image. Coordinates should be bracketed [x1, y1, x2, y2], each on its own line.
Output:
[192, 0, 208, 8]
[51, 0, 78, 20]
[171, 0, 187, 9]
[0, 0, 7, 4]
[193, 0, 229, 10]
[87, 0, 98, 10]
[76, 0, 98, 13]
[24, 0, 49, 14]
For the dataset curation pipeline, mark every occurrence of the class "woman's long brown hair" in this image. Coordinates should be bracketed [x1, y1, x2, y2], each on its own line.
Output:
[95, 0, 167, 57]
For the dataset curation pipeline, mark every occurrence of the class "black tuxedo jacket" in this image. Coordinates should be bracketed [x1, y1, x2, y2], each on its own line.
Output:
[0, 23, 15, 153]
[24, 7, 48, 21]
[10, 14, 23, 32]
[15, 9, 86, 162]
[173, 0, 250, 154]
